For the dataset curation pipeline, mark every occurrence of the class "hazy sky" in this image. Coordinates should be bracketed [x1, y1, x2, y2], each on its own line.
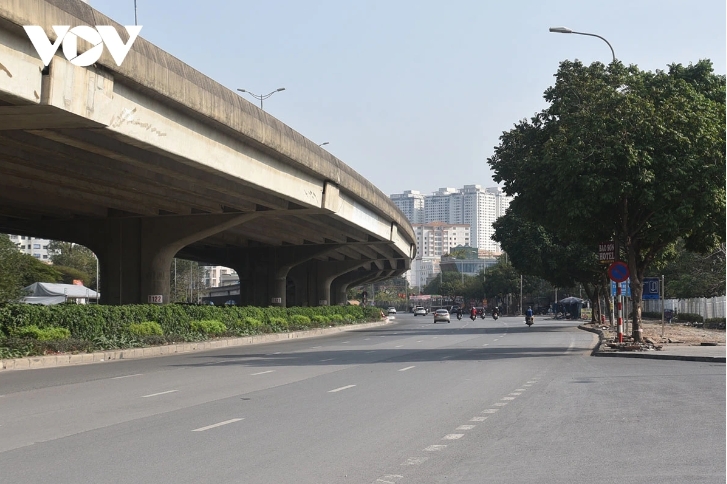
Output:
[87, 0, 725, 197]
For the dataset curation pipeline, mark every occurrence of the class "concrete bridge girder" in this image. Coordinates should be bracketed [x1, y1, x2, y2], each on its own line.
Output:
[0, 4, 417, 306]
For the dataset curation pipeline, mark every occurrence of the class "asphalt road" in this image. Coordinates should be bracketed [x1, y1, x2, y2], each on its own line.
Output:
[0, 314, 724, 483]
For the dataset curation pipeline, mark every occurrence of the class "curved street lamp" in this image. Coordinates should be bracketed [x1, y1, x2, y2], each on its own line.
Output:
[237, 87, 286, 110]
[549, 27, 616, 62]
[318, 142, 330, 147]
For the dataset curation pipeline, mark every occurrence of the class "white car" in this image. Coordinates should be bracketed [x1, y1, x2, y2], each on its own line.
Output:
[387, 307, 397, 315]
[413, 306, 427, 316]
[433, 309, 450, 323]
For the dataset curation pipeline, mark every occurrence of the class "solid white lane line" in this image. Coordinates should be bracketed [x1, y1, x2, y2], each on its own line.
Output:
[443, 434, 464, 440]
[398, 366, 416, 372]
[250, 370, 275, 376]
[456, 425, 475, 430]
[192, 418, 243, 432]
[328, 385, 356, 393]
[141, 390, 177, 398]
[112, 373, 143, 379]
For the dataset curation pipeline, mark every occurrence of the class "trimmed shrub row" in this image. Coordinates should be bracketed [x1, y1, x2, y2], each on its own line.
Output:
[0, 304, 382, 358]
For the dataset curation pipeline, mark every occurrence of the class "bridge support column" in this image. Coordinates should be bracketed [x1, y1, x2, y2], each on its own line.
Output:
[330, 269, 380, 306]
[204, 244, 342, 307]
[16, 213, 259, 305]
[313, 260, 370, 306]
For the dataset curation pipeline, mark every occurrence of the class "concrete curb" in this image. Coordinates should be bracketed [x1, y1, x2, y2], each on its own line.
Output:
[0, 319, 393, 372]
[577, 324, 726, 363]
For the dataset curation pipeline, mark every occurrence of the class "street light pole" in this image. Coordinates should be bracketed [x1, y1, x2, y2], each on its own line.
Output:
[548, 27, 616, 63]
[549, 25, 621, 338]
[237, 87, 286, 110]
[318, 142, 330, 147]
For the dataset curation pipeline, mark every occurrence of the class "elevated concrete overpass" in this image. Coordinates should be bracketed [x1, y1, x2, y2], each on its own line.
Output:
[0, 0, 416, 306]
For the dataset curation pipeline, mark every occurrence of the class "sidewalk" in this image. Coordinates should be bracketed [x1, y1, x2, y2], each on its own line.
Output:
[579, 325, 726, 363]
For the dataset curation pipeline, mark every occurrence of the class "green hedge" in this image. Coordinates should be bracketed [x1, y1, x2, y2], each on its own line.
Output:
[0, 304, 380, 344]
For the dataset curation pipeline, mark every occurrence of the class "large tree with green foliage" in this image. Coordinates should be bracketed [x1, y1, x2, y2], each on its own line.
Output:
[489, 60, 725, 341]
[492, 210, 608, 322]
[48, 241, 98, 288]
[0, 234, 64, 302]
[660, 241, 725, 298]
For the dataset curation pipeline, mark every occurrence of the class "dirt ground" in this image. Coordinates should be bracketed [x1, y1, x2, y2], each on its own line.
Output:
[581, 318, 726, 346]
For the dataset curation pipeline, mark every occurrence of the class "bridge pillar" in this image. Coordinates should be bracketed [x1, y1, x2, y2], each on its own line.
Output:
[330, 269, 380, 306]
[312, 260, 371, 306]
[11, 213, 260, 304]
[210, 245, 342, 307]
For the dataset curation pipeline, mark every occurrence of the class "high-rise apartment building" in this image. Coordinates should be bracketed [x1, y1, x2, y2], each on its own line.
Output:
[390, 185, 512, 254]
[404, 222, 469, 286]
[7, 234, 52, 261]
[390, 190, 425, 223]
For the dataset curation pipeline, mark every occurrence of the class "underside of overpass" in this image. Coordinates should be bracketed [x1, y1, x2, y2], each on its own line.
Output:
[0, 0, 415, 306]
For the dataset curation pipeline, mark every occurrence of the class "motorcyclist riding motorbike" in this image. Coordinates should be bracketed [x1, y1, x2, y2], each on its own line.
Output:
[469, 306, 477, 321]
[491, 306, 499, 320]
[525, 306, 534, 326]
[456, 306, 463, 320]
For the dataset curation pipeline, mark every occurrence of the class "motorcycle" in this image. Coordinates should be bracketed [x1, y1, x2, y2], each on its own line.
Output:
[470, 313, 477, 321]
[492, 310, 499, 320]
[479, 310, 486, 320]
[525, 315, 534, 327]
[456, 311, 462, 321]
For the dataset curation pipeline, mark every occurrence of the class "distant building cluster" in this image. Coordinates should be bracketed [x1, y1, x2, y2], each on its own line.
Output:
[390, 185, 512, 286]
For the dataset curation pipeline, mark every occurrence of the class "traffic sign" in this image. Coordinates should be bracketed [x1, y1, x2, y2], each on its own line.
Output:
[607, 261, 629, 283]
[642, 277, 660, 300]
[611, 280, 631, 297]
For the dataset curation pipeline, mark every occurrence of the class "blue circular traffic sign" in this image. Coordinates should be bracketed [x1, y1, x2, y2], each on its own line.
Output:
[608, 261, 629, 283]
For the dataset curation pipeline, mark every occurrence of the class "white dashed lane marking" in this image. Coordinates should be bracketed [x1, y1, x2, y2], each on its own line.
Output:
[375, 475, 404, 483]
[319, 358, 335, 362]
[482, 409, 499, 414]
[141, 390, 177, 398]
[471, 416, 488, 421]
[192, 418, 243, 432]
[442, 434, 464, 440]
[250, 370, 275, 376]
[456, 425, 475, 430]
[328, 385, 356, 393]
[398, 366, 416, 372]
[402, 457, 429, 466]
[112, 373, 143, 379]
[424, 445, 447, 451]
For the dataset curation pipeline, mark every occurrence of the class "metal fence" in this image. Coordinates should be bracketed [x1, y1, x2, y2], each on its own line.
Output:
[642, 296, 726, 319]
